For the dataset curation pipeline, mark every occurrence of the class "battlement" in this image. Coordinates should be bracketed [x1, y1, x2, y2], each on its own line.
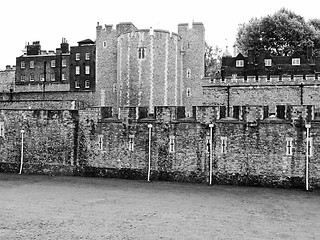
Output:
[119, 29, 180, 40]
[178, 22, 205, 31]
[79, 104, 318, 126]
[96, 22, 116, 33]
[4, 65, 16, 71]
[96, 22, 138, 37]
[207, 74, 320, 86]
[116, 22, 137, 35]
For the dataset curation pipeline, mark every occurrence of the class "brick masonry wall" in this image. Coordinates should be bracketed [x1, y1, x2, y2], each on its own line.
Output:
[70, 44, 96, 92]
[15, 83, 70, 92]
[16, 54, 70, 85]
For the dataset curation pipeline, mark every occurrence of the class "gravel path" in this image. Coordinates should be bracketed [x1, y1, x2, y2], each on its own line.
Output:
[0, 173, 319, 239]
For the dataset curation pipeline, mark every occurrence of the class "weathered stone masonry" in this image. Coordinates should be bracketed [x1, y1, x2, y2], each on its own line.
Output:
[96, 22, 205, 116]
[0, 105, 319, 189]
[213, 118, 320, 188]
[0, 109, 77, 174]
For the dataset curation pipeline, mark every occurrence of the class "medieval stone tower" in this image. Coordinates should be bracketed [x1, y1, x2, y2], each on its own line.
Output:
[96, 22, 205, 116]
[96, 22, 137, 109]
[178, 23, 205, 115]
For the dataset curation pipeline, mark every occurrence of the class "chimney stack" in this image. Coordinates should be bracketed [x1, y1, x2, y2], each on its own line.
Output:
[60, 37, 69, 53]
[27, 41, 41, 55]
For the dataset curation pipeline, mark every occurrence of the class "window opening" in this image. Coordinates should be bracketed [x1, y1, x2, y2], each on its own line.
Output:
[169, 136, 175, 153]
[221, 137, 227, 154]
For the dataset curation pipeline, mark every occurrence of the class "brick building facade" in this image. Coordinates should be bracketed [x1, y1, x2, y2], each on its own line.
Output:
[13, 39, 96, 105]
[70, 39, 96, 92]
[15, 39, 71, 93]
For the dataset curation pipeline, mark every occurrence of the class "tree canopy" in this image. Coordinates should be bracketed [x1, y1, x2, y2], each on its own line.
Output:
[236, 8, 320, 56]
[205, 43, 222, 77]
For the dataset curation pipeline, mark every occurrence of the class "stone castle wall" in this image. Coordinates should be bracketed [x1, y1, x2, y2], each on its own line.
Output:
[203, 85, 320, 110]
[117, 30, 183, 112]
[178, 23, 205, 115]
[0, 69, 15, 92]
[0, 105, 319, 189]
[0, 109, 77, 174]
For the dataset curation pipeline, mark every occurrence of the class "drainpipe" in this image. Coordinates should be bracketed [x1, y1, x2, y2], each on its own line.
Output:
[227, 85, 230, 117]
[43, 61, 47, 100]
[300, 83, 303, 105]
[147, 124, 152, 182]
[209, 123, 214, 185]
[305, 123, 311, 191]
[19, 129, 25, 174]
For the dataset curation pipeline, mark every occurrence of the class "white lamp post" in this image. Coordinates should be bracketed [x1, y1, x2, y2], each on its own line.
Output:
[147, 124, 152, 182]
[305, 123, 311, 191]
[209, 123, 214, 185]
[19, 129, 25, 175]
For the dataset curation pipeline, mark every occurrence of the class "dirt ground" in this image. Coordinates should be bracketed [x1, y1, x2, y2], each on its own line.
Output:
[0, 173, 319, 240]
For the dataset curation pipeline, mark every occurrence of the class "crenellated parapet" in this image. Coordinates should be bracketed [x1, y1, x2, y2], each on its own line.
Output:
[203, 74, 320, 86]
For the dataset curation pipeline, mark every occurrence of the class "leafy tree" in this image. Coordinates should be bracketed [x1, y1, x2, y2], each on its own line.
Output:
[205, 43, 222, 77]
[236, 8, 320, 56]
[309, 18, 320, 31]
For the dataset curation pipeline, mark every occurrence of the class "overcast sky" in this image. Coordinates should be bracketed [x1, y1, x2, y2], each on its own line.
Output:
[1, 0, 319, 70]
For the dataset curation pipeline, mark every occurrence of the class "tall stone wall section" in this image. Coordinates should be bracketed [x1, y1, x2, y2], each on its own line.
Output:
[96, 23, 137, 110]
[1, 106, 320, 189]
[78, 119, 208, 182]
[178, 23, 205, 115]
[0, 109, 77, 174]
[117, 30, 183, 113]
[0, 69, 15, 92]
[3, 91, 95, 107]
[96, 24, 118, 108]
[74, 109, 320, 188]
[203, 85, 320, 112]
[213, 119, 307, 187]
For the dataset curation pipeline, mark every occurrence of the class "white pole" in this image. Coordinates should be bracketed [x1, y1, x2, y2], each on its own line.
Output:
[19, 129, 25, 175]
[209, 123, 214, 185]
[306, 123, 311, 191]
[147, 124, 152, 182]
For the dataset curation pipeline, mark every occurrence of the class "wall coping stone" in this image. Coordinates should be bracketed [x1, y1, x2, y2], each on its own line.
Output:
[216, 117, 241, 123]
